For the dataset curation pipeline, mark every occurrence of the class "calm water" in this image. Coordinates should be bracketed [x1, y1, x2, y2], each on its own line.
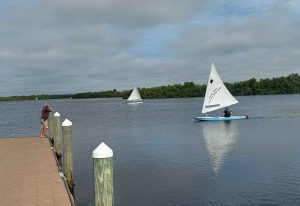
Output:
[1, 95, 300, 206]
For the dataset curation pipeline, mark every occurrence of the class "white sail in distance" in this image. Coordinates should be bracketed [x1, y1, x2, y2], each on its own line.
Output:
[202, 62, 238, 113]
[127, 87, 142, 102]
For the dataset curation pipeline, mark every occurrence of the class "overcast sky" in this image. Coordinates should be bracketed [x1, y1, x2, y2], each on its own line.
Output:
[0, 0, 299, 96]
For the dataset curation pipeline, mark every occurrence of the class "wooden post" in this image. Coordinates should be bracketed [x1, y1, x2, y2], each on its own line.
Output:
[93, 142, 114, 206]
[48, 111, 54, 143]
[62, 119, 74, 193]
[54, 112, 62, 157]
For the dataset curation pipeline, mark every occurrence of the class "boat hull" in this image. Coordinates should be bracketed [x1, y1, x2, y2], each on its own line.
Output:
[127, 101, 143, 104]
[195, 116, 248, 121]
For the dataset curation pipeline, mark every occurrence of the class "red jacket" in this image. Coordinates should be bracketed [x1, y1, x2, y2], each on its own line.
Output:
[41, 106, 52, 120]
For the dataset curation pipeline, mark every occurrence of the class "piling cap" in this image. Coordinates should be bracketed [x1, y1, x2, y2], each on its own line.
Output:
[62, 119, 72, 126]
[93, 142, 113, 159]
[54, 112, 60, 117]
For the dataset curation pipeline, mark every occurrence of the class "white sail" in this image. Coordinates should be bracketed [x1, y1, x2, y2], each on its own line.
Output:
[127, 87, 142, 102]
[202, 62, 238, 113]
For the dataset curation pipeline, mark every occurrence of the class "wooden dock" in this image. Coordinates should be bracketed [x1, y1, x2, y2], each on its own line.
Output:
[0, 137, 74, 206]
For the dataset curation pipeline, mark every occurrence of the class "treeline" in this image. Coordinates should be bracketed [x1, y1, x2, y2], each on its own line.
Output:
[71, 89, 122, 99]
[0, 90, 121, 101]
[126, 82, 207, 99]
[227, 73, 300, 95]
[0, 73, 299, 101]
[129, 73, 300, 99]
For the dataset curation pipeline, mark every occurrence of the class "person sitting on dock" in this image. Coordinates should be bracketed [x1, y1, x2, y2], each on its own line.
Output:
[223, 107, 231, 117]
[40, 103, 54, 138]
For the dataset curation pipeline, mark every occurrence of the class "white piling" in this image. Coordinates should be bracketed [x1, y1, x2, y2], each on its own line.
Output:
[54, 112, 62, 157]
[93, 142, 114, 206]
[62, 119, 74, 193]
[48, 111, 54, 143]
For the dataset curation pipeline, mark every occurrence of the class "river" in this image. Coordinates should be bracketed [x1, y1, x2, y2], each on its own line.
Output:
[1, 94, 300, 205]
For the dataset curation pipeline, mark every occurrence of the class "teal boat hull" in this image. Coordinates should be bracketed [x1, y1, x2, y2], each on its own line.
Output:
[195, 116, 248, 121]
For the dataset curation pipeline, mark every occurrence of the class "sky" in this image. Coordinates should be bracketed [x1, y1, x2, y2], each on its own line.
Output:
[0, 0, 299, 96]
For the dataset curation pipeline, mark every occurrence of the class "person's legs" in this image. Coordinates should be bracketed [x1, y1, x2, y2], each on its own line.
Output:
[42, 119, 49, 137]
[43, 128, 48, 137]
[40, 119, 48, 137]
[40, 128, 44, 137]
[40, 119, 45, 137]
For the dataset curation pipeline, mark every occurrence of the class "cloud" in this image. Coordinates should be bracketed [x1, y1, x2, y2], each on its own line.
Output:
[0, 0, 299, 96]
[44, 0, 209, 28]
[172, 0, 300, 82]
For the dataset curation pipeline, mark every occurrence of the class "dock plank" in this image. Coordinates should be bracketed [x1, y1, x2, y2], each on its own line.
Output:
[0, 137, 73, 206]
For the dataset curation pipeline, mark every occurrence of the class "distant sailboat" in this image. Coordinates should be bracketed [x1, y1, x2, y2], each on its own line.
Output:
[34, 96, 39, 105]
[195, 62, 248, 121]
[127, 87, 143, 104]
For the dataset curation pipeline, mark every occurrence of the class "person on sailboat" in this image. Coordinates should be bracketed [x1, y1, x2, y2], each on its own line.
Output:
[223, 107, 231, 117]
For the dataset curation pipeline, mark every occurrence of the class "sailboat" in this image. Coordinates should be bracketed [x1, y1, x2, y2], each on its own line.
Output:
[195, 62, 248, 121]
[127, 87, 143, 104]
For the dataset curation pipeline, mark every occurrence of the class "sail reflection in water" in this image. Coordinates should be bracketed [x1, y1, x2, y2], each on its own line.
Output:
[202, 122, 239, 175]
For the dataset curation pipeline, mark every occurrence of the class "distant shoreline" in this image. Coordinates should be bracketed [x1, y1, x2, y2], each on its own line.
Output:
[1, 73, 299, 101]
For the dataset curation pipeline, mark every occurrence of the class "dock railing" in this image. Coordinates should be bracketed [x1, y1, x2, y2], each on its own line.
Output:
[49, 111, 114, 206]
